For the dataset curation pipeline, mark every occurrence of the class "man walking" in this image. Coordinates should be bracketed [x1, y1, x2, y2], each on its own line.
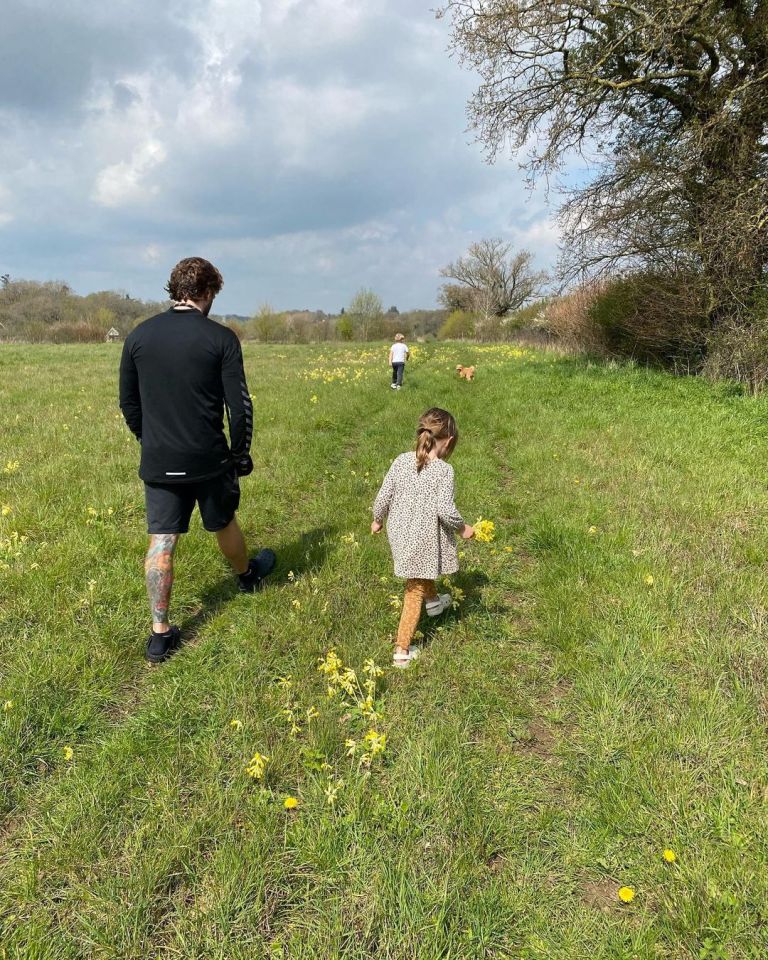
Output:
[119, 257, 275, 662]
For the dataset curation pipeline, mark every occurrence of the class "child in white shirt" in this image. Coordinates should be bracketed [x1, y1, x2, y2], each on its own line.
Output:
[388, 333, 409, 390]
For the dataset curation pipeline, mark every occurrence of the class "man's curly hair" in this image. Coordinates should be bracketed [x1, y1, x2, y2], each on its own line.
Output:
[165, 257, 224, 302]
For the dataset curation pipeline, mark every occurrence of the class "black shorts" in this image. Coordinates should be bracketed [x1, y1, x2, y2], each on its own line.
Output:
[144, 469, 240, 534]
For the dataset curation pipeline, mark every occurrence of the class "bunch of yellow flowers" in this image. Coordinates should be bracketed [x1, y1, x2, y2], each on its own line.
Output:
[474, 518, 496, 543]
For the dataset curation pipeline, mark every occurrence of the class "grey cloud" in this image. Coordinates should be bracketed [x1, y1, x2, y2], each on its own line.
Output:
[0, 0, 559, 313]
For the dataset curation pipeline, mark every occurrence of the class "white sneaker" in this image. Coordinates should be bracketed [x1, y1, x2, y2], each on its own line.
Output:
[390, 383, 398, 390]
[393, 647, 421, 669]
[426, 593, 452, 617]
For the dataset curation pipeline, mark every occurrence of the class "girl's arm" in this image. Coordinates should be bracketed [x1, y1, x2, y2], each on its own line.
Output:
[388, 348, 393, 365]
[372, 461, 397, 528]
[436, 467, 465, 532]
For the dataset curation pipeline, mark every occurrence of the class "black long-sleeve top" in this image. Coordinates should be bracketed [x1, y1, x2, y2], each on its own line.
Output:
[119, 306, 253, 483]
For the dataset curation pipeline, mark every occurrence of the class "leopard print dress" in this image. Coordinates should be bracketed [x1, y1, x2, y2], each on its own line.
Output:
[372, 452, 465, 580]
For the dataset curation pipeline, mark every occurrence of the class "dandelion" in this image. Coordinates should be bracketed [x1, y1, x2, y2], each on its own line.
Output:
[474, 518, 496, 543]
[283, 796, 299, 810]
[617, 886, 635, 903]
[229, 719, 243, 731]
[644, 574, 654, 587]
[63, 746, 74, 761]
[3, 700, 13, 713]
[245, 751, 269, 780]
[1, 505, 11, 517]
[663, 849, 677, 863]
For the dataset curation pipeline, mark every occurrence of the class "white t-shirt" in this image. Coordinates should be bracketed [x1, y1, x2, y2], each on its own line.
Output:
[390, 342, 408, 363]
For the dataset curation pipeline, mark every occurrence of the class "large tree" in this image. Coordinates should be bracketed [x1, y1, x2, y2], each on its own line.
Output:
[439, 239, 546, 334]
[347, 288, 384, 341]
[439, 0, 768, 329]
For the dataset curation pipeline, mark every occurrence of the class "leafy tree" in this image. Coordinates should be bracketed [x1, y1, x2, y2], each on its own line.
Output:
[250, 304, 285, 343]
[336, 314, 354, 341]
[347, 288, 384, 341]
[439, 310, 476, 340]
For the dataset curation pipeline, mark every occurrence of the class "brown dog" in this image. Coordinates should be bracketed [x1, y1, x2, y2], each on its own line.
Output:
[456, 364, 476, 381]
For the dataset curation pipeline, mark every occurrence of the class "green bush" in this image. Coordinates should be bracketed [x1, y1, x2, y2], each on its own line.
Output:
[438, 310, 475, 340]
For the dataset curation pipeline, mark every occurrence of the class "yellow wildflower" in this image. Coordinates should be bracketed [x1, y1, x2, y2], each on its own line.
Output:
[310, 395, 318, 404]
[245, 751, 269, 780]
[474, 518, 496, 543]
[1, 505, 11, 517]
[644, 575, 654, 587]
[588, 526, 597, 535]
[283, 796, 299, 810]
[3, 460, 20, 475]
[63, 746, 74, 761]
[388, 594, 401, 610]
[3, 700, 13, 713]
[618, 886, 635, 903]
[287, 570, 296, 582]
[663, 849, 677, 863]
[229, 719, 243, 731]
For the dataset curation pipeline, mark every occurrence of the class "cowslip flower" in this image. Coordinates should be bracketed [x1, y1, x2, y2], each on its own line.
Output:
[663, 849, 677, 863]
[229, 719, 243, 731]
[2, 700, 13, 713]
[474, 518, 496, 543]
[63, 746, 74, 761]
[1, 505, 11, 517]
[245, 751, 269, 780]
[618, 886, 635, 903]
[588, 526, 597, 535]
[644, 575, 654, 587]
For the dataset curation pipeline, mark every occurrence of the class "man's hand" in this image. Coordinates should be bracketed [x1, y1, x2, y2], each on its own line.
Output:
[235, 454, 254, 477]
[461, 524, 475, 540]
[371, 520, 383, 534]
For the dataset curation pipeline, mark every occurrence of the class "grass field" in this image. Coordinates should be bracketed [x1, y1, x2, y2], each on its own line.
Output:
[1, 341, 767, 959]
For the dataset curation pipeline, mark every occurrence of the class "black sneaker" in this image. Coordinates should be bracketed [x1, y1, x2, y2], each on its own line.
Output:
[145, 625, 181, 663]
[238, 548, 277, 593]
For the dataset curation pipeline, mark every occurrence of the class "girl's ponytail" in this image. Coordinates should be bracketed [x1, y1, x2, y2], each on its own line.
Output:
[415, 408, 458, 472]
[416, 428, 435, 472]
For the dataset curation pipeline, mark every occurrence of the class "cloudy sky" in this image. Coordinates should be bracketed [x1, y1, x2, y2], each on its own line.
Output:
[0, 0, 560, 314]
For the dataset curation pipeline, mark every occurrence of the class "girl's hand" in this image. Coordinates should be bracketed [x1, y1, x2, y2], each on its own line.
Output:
[461, 524, 475, 540]
[371, 520, 383, 534]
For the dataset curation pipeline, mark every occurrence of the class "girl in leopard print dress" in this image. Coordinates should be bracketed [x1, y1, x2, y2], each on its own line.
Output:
[372, 408, 475, 668]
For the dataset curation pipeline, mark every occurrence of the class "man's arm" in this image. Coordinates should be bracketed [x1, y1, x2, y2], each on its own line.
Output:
[118, 339, 142, 440]
[221, 333, 253, 472]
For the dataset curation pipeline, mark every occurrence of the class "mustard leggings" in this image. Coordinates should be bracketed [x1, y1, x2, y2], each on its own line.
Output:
[396, 578, 438, 651]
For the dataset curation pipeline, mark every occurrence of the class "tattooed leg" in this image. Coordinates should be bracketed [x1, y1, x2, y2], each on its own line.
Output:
[145, 534, 178, 632]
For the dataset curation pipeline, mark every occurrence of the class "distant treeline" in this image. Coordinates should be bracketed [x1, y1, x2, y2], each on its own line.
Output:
[0, 278, 539, 344]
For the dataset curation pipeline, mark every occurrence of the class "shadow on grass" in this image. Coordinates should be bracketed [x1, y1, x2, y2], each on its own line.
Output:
[178, 526, 336, 639]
